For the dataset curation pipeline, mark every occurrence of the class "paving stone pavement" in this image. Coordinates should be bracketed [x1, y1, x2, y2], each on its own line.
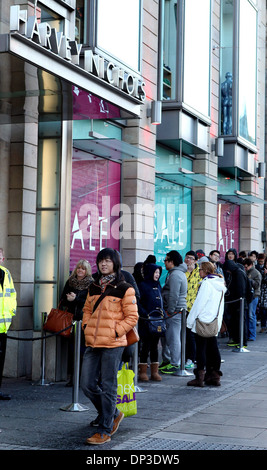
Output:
[1, 328, 267, 458]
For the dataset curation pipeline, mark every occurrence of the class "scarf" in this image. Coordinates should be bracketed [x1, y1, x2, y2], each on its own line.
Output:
[99, 274, 116, 291]
[68, 275, 92, 291]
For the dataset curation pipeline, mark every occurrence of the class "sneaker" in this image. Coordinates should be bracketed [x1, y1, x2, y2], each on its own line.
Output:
[185, 360, 194, 370]
[227, 340, 239, 347]
[158, 361, 170, 370]
[110, 411, 124, 436]
[86, 433, 111, 445]
[161, 364, 179, 374]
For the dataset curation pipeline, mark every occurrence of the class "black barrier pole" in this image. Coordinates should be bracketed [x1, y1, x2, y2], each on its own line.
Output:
[60, 320, 89, 411]
[233, 297, 249, 353]
[176, 308, 194, 377]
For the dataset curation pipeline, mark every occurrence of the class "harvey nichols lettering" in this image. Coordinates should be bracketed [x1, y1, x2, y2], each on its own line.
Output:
[9, 5, 146, 102]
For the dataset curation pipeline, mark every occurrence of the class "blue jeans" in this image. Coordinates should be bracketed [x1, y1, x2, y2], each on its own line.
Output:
[247, 297, 258, 340]
[164, 313, 182, 367]
[80, 346, 124, 435]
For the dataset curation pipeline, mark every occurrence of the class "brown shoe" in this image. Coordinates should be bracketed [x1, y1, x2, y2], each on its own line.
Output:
[110, 411, 124, 436]
[86, 433, 111, 445]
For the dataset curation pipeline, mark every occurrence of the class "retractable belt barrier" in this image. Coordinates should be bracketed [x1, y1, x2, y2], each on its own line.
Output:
[5, 297, 248, 407]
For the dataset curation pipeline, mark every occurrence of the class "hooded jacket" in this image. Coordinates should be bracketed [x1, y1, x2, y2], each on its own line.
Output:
[187, 274, 226, 334]
[223, 259, 247, 300]
[162, 262, 187, 315]
[82, 274, 138, 348]
[138, 264, 163, 316]
[138, 264, 163, 337]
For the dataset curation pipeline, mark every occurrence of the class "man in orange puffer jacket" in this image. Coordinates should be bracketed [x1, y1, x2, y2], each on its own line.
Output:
[81, 248, 138, 446]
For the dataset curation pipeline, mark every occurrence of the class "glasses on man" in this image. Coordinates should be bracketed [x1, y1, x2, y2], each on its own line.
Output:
[164, 258, 170, 262]
[185, 256, 195, 261]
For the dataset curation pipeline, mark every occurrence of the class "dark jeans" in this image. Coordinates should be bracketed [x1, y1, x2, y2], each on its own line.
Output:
[0, 333, 7, 388]
[228, 303, 247, 346]
[139, 334, 160, 363]
[80, 346, 124, 435]
[259, 307, 267, 328]
[195, 333, 221, 372]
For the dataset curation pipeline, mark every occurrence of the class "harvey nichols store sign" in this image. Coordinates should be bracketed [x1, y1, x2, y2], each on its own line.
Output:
[9, 5, 146, 103]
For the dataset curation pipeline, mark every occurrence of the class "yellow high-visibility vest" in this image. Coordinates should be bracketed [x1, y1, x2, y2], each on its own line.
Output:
[0, 266, 16, 334]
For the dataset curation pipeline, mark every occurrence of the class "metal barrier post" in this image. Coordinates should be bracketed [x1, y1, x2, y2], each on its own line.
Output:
[60, 320, 89, 411]
[233, 298, 249, 353]
[176, 309, 193, 376]
[35, 312, 53, 386]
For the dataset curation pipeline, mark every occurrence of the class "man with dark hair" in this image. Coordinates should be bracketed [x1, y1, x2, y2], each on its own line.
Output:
[160, 250, 187, 375]
[244, 258, 262, 341]
[249, 250, 258, 266]
[81, 248, 138, 445]
[209, 250, 224, 276]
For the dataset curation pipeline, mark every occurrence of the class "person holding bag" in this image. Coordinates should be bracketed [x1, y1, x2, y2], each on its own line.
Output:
[138, 263, 165, 382]
[186, 262, 226, 387]
[80, 248, 138, 446]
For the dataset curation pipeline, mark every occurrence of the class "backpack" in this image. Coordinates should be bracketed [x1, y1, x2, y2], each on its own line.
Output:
[245, 276, 254, 304]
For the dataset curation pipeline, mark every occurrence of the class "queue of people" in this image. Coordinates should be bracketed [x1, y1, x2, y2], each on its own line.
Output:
[2, 243, 266, 446]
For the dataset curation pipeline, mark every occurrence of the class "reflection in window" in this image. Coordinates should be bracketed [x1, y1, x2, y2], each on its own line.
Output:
[76, 0, 85, 44]
[183, 0, 211, 117]
[162, 0, 177, 100]
[238, 0, 257, 145]
[220, 0, 233, 135]
[40, 5, 63, 32]
[97, 0, 141, 70]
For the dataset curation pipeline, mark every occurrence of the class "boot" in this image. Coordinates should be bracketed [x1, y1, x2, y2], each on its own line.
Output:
[150, 362, 162, 381]
[138, 363, 149, 382]
[187, 369, 205, 387]
[205, 370, 222, 386]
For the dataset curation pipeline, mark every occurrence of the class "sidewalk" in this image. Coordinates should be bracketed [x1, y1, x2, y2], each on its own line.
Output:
[1, 328, 267, 453]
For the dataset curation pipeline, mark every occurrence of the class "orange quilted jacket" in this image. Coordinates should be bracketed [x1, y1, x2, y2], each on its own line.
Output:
[82, 278, 138, 348]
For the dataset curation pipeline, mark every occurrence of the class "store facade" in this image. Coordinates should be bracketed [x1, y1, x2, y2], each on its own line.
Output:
[0, 0, 158, 380]
[0, 0, 266, 381]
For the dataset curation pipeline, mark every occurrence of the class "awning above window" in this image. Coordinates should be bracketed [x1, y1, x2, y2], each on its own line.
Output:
[73, 138, 157, 161]
[218, 191, 267, 204]
[156, 171, 220, 188]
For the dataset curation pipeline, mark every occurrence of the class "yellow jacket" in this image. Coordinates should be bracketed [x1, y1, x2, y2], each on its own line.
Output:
[0, 266, 17, 333]
[186, 265, 202, 312]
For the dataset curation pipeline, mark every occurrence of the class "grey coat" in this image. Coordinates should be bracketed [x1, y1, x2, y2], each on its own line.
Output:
[162, 263, 188, 315]
[247, 266, 262, 298]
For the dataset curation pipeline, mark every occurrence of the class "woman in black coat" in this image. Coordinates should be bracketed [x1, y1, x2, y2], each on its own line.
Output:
[60, 259, 93, 385]
[138, 263, 164, 382]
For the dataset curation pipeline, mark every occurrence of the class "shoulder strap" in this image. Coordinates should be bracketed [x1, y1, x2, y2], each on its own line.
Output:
[92, 281, 128, 313]
[92, 286, 112, 313]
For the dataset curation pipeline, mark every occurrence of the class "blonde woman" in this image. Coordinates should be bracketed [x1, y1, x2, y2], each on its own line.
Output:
[60, 259, 93, 386]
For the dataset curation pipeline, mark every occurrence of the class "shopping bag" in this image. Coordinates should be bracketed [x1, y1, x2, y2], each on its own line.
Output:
[116, 363, 137, 417]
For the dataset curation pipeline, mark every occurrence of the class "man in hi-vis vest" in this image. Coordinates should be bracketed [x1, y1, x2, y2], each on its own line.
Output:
[0, 248, 16, 400]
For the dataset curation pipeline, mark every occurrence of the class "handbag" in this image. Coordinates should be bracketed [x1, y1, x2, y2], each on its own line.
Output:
[148, 309, 166, 337]
[117, 363, 137, 417]
[43, 303, 73, 337]
[195, 292, 224, 338]
[126, 326, 139, 346]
